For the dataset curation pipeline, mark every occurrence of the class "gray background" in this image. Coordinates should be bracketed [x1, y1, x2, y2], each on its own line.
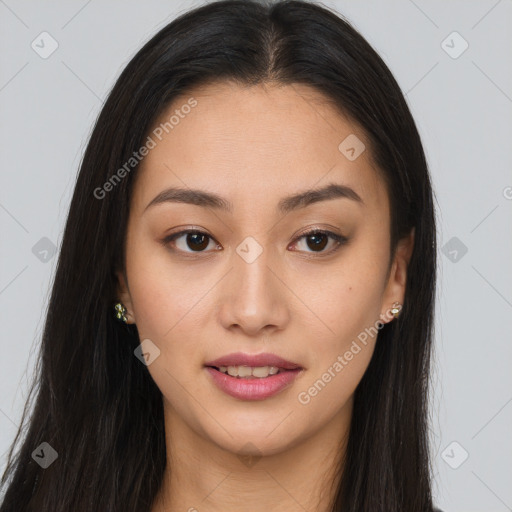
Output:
[1, 1, 511, 510]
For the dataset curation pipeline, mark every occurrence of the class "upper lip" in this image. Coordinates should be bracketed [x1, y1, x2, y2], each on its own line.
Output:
[204, 352, 302, 370]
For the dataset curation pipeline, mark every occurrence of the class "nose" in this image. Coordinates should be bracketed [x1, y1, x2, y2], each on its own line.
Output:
[217, 243, 290, 337]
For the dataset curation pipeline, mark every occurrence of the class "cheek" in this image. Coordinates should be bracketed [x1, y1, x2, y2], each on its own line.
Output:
[300, 254, 386, 349]
[294, 249, 387, 406]
[126, 239, 207, 340]
[125, 243, 210, 404]
[294, 279, 382, 421]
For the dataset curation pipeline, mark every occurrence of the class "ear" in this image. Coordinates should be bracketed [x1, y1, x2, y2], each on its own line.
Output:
[379, 227, 415, 324]
[115, 270, 136, 324]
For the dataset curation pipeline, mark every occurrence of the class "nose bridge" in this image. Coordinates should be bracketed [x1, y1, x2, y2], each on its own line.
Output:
[233, 233, 276, 302]
[218, 231, 288, 333]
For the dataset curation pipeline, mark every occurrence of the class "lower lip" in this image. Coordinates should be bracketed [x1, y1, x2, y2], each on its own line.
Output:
[205, 367, 303, 401]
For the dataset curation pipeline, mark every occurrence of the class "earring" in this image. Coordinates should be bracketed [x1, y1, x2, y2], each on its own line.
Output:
[114, 302, 128, 323]
[390, 301, 402, 319]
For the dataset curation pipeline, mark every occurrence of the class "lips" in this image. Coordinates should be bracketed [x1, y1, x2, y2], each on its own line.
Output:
[204, 352, 302, 371]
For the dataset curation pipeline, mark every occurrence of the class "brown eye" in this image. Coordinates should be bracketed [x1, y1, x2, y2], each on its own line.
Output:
[183, 232, 210, 251]
[163, 228, 347, 257]
[163, 230, 218, 253]
[290, 229, 348, 255]
[305, 232, 328, 251]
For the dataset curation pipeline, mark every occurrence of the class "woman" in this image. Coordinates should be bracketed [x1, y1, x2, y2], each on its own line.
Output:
[0, 0, 441, 510]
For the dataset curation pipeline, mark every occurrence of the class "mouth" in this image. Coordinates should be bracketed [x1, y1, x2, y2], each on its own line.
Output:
[205, 364, 297, 378]
[204, 352, 303, 372]
[203, 353, 304, 401]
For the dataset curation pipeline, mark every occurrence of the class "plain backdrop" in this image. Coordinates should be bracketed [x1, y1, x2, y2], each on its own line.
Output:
[1, 1, 511, 510]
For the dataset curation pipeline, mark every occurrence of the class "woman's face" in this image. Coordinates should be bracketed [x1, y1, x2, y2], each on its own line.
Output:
[117, 81, 413, 456]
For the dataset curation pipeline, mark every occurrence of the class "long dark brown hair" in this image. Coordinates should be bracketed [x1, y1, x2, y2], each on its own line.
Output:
[0, 1, 438, 510]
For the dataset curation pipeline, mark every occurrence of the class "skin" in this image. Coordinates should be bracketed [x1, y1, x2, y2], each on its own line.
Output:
[116, 81, 414, 512]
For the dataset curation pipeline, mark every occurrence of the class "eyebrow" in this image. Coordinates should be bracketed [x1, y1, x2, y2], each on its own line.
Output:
[143, 182, 364, 215]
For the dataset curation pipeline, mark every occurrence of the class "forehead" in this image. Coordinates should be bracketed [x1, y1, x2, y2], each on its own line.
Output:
[131, 81, 387, 218]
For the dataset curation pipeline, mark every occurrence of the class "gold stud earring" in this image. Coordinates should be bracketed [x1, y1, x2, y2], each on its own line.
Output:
[390, 301, 402, 319]
[114, 302, 128, 323]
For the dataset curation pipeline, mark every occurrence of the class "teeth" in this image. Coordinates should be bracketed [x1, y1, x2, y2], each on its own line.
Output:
[218, 365, 281, 378]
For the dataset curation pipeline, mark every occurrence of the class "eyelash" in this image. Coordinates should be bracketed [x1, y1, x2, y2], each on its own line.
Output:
[162, 228, 348, 257]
